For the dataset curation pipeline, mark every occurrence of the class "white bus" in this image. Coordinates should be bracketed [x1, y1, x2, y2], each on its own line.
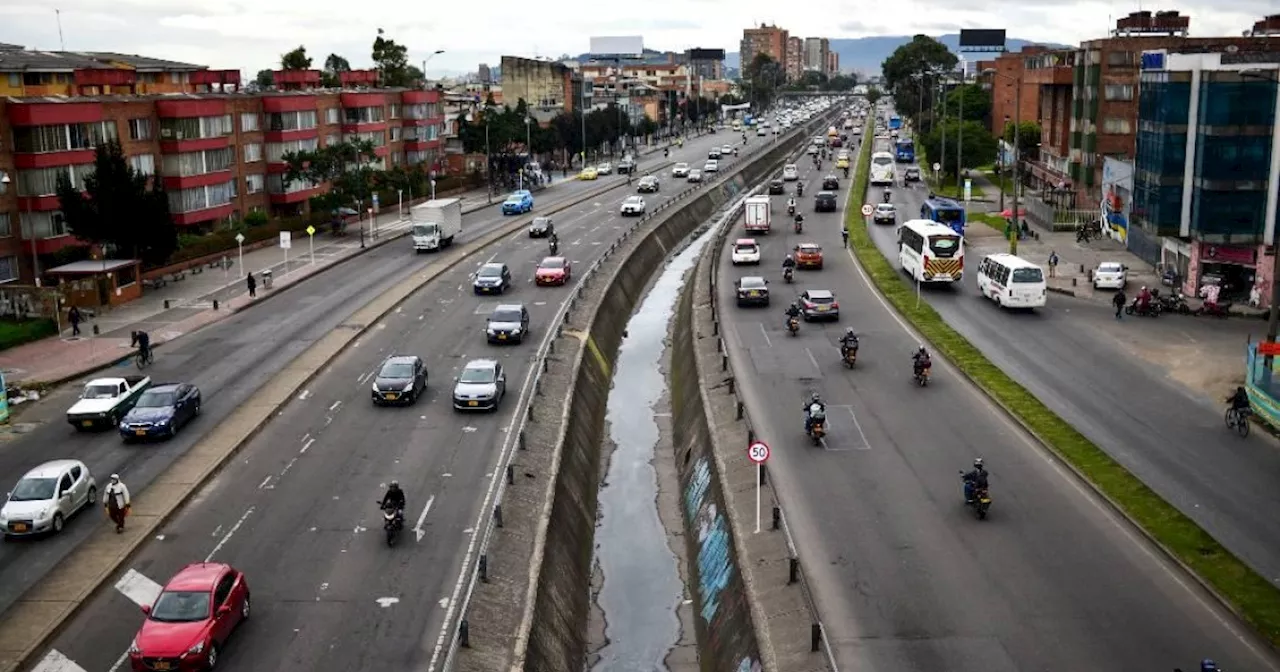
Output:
[976, 253, 1047, 309]
[870, 151, 896, 185]
[897, 219, 964, 285]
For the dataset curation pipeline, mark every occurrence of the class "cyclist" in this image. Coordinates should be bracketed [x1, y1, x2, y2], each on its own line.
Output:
[130, 330, 152, 366]
[1226, 385, 1250, 417]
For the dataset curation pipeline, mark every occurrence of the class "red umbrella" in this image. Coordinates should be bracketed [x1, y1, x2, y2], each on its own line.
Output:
[1000, 208, 1027, 218]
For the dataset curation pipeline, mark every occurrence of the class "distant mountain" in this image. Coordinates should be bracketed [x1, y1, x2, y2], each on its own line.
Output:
[725, 34, 1070, 77]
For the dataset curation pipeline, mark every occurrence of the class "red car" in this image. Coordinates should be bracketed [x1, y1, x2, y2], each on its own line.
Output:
[535, 256, 572, 286]
[129, 562, 251, 671]
[794, 243, 824, 269]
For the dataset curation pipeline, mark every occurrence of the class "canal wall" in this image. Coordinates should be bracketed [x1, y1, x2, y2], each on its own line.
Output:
[455, 108, 843, 672]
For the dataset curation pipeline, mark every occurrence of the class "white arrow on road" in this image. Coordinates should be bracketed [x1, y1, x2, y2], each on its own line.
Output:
[414, 495, 437, 543]
[32, 650, 87, 672]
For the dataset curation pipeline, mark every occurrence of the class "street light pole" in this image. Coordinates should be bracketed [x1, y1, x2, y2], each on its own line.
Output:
[957, 58, 966, 196]
[983, 67, 1024, 256]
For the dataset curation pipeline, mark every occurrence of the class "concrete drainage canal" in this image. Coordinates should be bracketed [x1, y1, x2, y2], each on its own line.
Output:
[587, 223, 720, 671]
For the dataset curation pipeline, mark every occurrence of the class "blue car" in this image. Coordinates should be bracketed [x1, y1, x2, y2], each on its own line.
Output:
[118, 382, 202, 441]
[502, 190, 534, 215]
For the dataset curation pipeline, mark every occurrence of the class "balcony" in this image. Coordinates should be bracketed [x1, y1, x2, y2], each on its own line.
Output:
[272, 70, 322, 90]
[268, 186, 321, 205]
[173, 204, 234, 226]
[339, 70, 380, 87]
[33, 235, 80, 255]
[1026, 64, 1074, 86]
[161, 171, 233, 191]
[73, 68, 136, 95]
[191, 69, 242, 92]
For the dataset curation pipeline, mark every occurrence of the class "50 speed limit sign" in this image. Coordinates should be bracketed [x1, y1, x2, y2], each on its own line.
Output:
[747, 441, 771, 464]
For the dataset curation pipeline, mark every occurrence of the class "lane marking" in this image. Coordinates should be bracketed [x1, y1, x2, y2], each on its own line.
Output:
[804, 346, 821, 372]
[297, 389, 311, 401]
[757, 322, 773, 348]
[206, 507, 254, 562]
[329, 400, 342, 412]
[414, 495, 437, 543]
[31, 650, 88, 672]
[301, 437, 316, 454]
[114, 569, 162, 609]
[258, 475, 272, 489]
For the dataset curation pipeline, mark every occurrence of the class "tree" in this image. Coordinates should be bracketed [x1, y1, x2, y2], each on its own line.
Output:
[254, 69, 274, 88]
[280, 45, 312, 70]
[920, 120, 998, 179]
[371, 29, 412, 87]
[744, 53, 783, 109]
[280, 139, 378, 217]
[881, 35, 958, 131]
[56, 141, 177, 266]
[635, 115, 659, 139]
[1003, 120, 1042, 156]
[865, 87, 883, 106]
[322, 53, 351, 88]
[944, 84, 991, 124]
[826, 74, 857, 91]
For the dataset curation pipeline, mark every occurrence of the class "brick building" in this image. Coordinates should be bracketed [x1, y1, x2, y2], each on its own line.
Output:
[740, 24, 789, 74]
[826, 50, 839, 77]
[785, 37, 804, 82]
[979, 47, 1044, 139]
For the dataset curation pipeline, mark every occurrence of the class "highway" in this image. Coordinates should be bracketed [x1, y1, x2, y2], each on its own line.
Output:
[22, 128, 758, 672]
[866, 125, 1280, 583]
[713, 140, 1280, 671]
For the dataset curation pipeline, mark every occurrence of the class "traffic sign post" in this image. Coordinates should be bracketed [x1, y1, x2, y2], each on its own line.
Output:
[279, 231, 292, 275]
[306, 225, 316, 265]
[747, 441, 771, 532]
[235, 233, 245, 279]
[861, 203, 874, 228]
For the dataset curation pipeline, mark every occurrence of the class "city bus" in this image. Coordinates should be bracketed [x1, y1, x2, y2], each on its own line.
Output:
[894, 138, 915, 163]
[898, 219, 964, 285]
[888, 115, 902, 130]
[869, 151, 896, 186]
[920, 196, 966, 235]
[976, 253, 1047, 309]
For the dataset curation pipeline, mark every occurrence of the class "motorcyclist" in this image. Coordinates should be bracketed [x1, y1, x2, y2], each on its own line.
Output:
[839, 327, 859, 357]
[912, 345, 931, 377]
[883, 188, 893, 203]
[803, 392, 826, 435]
[549, 232, 560, 255]
[796, 182, 804, 197]
[130, 330, 151, 363]
[664, 148, 669, 158]
[380, 480, 406, 518]
[794, 213, 804, 232]
[787, 196, 797, 213]
[1138, 285, 1152, 313]
[784, 301, 802, 329]
[961, 458, 989, 504]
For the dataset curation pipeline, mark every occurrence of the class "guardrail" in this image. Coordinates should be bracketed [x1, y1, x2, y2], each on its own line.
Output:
[701, 134, 843, 671]
[435, 120, 808, 670]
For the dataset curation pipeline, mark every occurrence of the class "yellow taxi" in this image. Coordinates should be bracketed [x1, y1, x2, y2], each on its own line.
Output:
[836, 156, 850, 169]
[579, 166, 599, 180]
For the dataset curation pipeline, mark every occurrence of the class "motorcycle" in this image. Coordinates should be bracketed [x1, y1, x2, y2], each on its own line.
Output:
[1124, 297, 1160, 317]
[883, 190, 892, 203]
[796, 184, 804, 197]
[807, 412, 827, 445]
[794, 219, 803, 234]
[843, 166, 850, 178]
[733, 147, 739, 156]
[960, 474, 992, 520]
[783, 266, 794, 283]
[549, 239, 559, 255]
[379, 503, 404, 546]
[913, 360, 931, 387]
[841, 343, 858, 368]
[1156, 290, 1191, 315]
[788, 203, 796, 216]
[1195, 300, 1233, 319]
[787, 315, 800, 336]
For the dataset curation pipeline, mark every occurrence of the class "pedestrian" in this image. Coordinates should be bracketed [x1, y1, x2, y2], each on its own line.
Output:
[1048, 251, 1059, 278]
[104, 474, 131, 533]
[841, 227, 849, 248]
[68, 305, 82, 337]
[1113, 288, 1126, 320]
[246, 272, 257, 298]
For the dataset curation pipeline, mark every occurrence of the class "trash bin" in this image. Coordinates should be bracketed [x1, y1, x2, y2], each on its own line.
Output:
[261, 269, 273, 289]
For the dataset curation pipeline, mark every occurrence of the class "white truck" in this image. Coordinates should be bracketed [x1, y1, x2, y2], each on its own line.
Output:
[66, 375, 151, 431]
[410, 198, 463, 252]
[744, 195, 772, 234]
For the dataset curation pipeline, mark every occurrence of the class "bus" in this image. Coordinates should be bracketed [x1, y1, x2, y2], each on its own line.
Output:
[901, 220, 962, 282]
[976, 253, 1047, 309]
[898, 219, 964, 285]
[888, 115, 902, 130]
[920, 196, 966, 235]
[869, 152, 896, 186]
[894, 138, 915, 163]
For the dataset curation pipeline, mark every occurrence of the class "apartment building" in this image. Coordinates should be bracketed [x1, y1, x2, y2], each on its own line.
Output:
[0, 71, 444, 285]
[0, 43, 238, 98]
[827, 50, 839, 76]
[785, 37, 804, 82]
[979, 47, 1044, 138]
[804, 38, 828, 73]
[740, 24, 789, 73]
[498, 56, 582, 116]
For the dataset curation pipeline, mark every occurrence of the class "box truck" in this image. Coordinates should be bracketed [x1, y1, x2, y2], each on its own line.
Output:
[744, 195, 772, 234]
[410, 198, 463, 252]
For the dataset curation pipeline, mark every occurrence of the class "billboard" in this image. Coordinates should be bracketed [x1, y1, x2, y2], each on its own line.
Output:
[589, 36, 644, 57]
[1101, 157, 1134, 244]
[688, 48, 726, 61]
[959, 29, 1007, 49]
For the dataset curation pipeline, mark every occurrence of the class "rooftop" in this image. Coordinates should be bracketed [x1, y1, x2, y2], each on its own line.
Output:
[0, 44, 207, 73]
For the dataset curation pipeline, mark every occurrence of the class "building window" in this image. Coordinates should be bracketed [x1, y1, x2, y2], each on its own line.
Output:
[342, 130, 386, 147]
[325, 133, 340, 147]
[158, 114, 233, 140]
[245, 173, 265, 194]
[343, 106, 386, 124]
[1102, 117, 1131, 134]
[167, 181, 234, 213]
[19, 210, 68, 238]
[1104, 84, 1134, 101]
[1107, 51, 1135, 67]
[266, 110, 318, 132]
[389, 104, 401, 119]
[0, 256, 16, 284]
[325, 107, 340, 124]
[266, 173, 318, 194]
[13, 122, 119, 153]
[16, 164, 94, 197]
[244, 143, 263, 162]
[161, 147, 234, 177]
[265, 137, 319, 163]
[129, 154, 156, 175]
[128, 118, 153, 141]
[0, 213, 11, 237]
[240, 113, 260, 132]
[390, 127, 402, 142]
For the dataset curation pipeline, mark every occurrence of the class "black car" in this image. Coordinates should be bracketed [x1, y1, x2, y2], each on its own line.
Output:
[486, 303, 531, 344]
[735, 276, 770, 307]
[617, 159, 636, 174]
[528, 216, 555, 238]
[815, 191, 838, 212]
[822, 174, 840, 190]
[637, 176, 660, 193]
[473, 262, 512, 294]
[904, 167, 921, 182]
[768, 179, 786, 195]
[371, 355, 428, 405]
[118, 383, 202, 441]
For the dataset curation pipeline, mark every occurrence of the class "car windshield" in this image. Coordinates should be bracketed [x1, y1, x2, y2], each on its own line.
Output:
[83, 384, 118, 399]
[540, 258, 565, 269]
[1011, 267, 1045, 283]
[505, 195, 521, 202]
[459, 367, 496, 384]
[9, 477, 56, 502]
[379, 362, 414, 378]
[148, 591, 211, 623]
[799, 246, 821, 254]
[532, 218, 550, 228]
[478, 266, 503, 278]
[734, 244, 757, 252]
[491, 309, 522, 323]
[877, 204, 895, 211]
[933, 208, 964, 224]
[626, 197, 642, 204]
[740, 278, 766, 289]
[807, 294, 834, 304]
[1099, 263, 1123, 273]
[135, 391, 177, 408]
[873, 157, 893, 166]
[412, 223, 437, 236]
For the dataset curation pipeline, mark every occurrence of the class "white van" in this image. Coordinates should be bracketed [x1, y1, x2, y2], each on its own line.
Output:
[976, 253, 1047, 309]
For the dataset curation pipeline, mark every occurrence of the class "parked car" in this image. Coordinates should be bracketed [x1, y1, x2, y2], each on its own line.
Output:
[128, 562, 251, 671]
[1, 459, 97, 538]
[501, 190, 534, 215]
[118, 383, 202, 441]
[1093, 262, 1128, 290]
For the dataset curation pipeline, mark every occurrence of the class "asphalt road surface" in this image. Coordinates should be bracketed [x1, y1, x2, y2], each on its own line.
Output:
[714, 152, 1280, 672]
[864, 124, 1280, 584]
[23, 128, 774, 672]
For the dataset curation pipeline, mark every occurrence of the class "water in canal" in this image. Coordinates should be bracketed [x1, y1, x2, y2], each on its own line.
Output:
[591, 225, 717, 671]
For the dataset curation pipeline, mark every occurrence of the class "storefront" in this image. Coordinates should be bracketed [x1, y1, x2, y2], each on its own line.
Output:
[1187, 241, 1262, 302]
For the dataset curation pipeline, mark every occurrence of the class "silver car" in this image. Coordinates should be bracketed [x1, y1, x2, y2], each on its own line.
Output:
[453, 359, 507, 411]
[1, 459, 98, 537]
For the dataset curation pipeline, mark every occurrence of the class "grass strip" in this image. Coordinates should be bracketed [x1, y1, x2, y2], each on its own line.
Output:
[843, 117, 1280, 647]
[0, 319, 57, 352]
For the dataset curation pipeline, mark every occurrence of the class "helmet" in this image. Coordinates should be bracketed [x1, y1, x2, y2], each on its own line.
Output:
[845, 327, 856, 337]
[973, 458, 984, 469]
[809, 392, 821, 403]
[1141, 286, 1148, 291]
[389, 480, 400, 489]
[918, 345, 927, 354]
[1201, 660, 1218, 672]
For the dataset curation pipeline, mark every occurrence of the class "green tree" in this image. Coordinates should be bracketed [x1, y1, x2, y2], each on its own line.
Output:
[635, 115, 659, 139]
[921, 119, 998, 179]
[280, 139, 378, 216]
[254, 69, 274, 87]
[744, 53, 783, 109]
[56, 141, 177, 266]
[280, 45, 312, 70]
[881, 35, 958, 131]
[865, 86, 883, 106]
[944, 83, 991, 123]
[1003, 120, 1042, 156]
[371, 29, 412, 87]
[826, 74, 857, 91]
[321, 53, 351, 88]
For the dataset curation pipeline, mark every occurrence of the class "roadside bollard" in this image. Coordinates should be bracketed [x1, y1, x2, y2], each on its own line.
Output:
[506, 465, 515, 485]
[479, 554, 489, 583]
[519, 431, 527, 451]
[716, 338, 722, 352]
[727, 377, 736, 394]
[494, 504, 504, 528]
[527, 404, 535, 422]
[811, 623, 822, 652]
[712, 319, 719, 336]
[549, 340, 556, 354]
[788, 557, 800, 584]
[772, 506, 781, 530]
[747, 428, 756, 444]
[1072, 278, 1078, 287]
[164, 300, 170, 310]
[736, 401, 744, 419]
[212, 299, 219, 310]
[542, 358, 549, 373]
[535, 378, 543, 396]
[93, 324, 100, 336]
[459, 620, 471, 648]
[722, 355, 728, 371]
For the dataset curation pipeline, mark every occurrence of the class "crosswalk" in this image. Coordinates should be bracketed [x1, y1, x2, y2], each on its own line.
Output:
[31, 567, 166, 672]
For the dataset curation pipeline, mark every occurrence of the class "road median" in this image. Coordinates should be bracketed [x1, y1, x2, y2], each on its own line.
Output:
[842, 116, 1280, 647]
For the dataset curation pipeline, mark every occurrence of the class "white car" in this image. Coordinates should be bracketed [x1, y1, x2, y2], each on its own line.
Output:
[672, 162, 690, 177]
[704, 160, 719, 173]
[720, 144, 733, 156]
[852, 126, 862, 135]
[597, 162, 613, 175]
[687, 169, 704, 183]
[757, 127, 768, 136]
[1093, 262, 1128, 289]
[731, 238, 762, 265]
[782, 164, 799, 181]
[620, 195, 646, 216]
[1, 459, 98, 538]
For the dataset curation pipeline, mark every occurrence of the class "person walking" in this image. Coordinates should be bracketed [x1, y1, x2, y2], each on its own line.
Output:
[1112, 288, 1127, 320]
[1048, 251, 1059, 278]
[68, 305, 82, 337]
[104, 474, 131, 533]
[246, 272, 257, 298]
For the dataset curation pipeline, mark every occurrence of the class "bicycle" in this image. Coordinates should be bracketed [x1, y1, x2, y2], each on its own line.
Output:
[1224, 407, 1250, 438]
[135, 347, 154, 370]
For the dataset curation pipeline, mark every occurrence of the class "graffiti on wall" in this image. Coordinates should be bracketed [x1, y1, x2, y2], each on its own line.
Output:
[684, 456, 736, 624]
[0, 287, 58, 320]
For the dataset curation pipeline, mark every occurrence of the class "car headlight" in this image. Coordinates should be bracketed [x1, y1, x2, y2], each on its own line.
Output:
[128, 638, 140, 655]
[119, 421, 128, 431]
[156, 418, 170, 426]
[511, 328, 522, 335]
[486, 328, 497, 335]
[371, 382, 380, 392]
[185, 640, 205, 656]
[402, 383, 414, 391]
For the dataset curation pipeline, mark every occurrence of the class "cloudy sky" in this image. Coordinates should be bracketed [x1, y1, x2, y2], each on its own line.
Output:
[0, 0, 1274, 76]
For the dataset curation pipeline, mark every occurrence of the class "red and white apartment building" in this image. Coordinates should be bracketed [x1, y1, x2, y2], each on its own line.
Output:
[0, 46, 444, 285]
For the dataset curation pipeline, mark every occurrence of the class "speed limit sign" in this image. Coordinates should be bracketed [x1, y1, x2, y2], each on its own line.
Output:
[747, 441, 771, 464]
[861, 204, 874, 217]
